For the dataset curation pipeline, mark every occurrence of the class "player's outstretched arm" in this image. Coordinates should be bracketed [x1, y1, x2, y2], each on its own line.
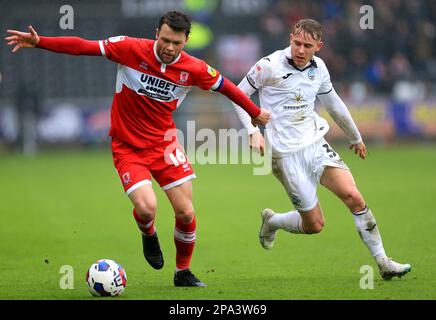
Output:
[6, 25, 101, 56]
[226, 76, 267, 155]
[5, 25, 39, 52]
[318, 88, 367, 159]
[217, 77, 271, 126]
[318, 88, 363, 142]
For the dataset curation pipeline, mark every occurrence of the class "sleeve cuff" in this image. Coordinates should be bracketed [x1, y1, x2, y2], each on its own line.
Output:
[98, 40, 106, 56]
[247, 126, 260, 135]
[349, 137, 363, 145]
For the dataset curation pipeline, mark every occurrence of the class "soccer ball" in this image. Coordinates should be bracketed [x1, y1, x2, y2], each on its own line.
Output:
[86, 259, 127, 297]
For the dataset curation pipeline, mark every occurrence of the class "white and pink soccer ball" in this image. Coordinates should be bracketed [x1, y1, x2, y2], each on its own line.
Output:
[86, 259, 127, 297]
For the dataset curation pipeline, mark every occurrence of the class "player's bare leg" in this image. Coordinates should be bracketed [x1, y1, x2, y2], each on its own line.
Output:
[165, 180, 206, 287]
[299, 203, 325, 234]
[259, 203, 325, 249]
[129, 184, 164, 270]
[321, 166, 411, 280]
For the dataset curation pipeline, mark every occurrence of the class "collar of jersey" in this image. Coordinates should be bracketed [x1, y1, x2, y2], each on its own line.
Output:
[285, 46, 318, 72]
[153, 41, 182, 66]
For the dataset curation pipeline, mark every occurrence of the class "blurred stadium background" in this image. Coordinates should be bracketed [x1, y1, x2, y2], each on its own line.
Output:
[0, 0, 435, 153]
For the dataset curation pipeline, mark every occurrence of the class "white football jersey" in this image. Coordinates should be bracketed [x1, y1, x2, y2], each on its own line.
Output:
[244, 46, 334, 155]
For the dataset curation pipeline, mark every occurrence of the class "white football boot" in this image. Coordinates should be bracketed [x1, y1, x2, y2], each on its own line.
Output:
[259, 208, 277, 250]
[377, 256, 412, 280]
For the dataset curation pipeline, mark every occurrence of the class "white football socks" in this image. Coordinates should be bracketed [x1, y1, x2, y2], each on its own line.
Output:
[267, 206, 388, 263]
[352, 206, 387, 261]
[268, 210, 305, 234]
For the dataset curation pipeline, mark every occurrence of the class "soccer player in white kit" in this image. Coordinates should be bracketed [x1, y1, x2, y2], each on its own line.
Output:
[233, 19, 411, 280]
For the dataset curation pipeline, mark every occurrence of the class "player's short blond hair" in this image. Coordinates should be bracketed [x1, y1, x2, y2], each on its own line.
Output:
[292, 19, 322, 41]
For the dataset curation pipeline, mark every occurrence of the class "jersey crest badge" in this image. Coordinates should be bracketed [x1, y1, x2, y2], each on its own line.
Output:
[139, 61, 148, 70]
[308, 68, 315, 81]
[179, 71, 189, 84]
[207, 65, 217, 77]
[122, 172, 131, 185]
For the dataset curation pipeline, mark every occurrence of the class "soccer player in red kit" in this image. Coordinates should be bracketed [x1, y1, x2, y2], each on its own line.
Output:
[6, 11, 271, 287]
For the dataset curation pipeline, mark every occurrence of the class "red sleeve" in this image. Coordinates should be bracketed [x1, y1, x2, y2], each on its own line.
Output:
[36, 36, 101, 56]
[99, 36, 134, 64]
[217, 77, 261, 118]
[194, 60, 223, 91]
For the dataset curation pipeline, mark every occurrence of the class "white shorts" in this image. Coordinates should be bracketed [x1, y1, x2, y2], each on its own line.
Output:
[272, 138, 349, 212]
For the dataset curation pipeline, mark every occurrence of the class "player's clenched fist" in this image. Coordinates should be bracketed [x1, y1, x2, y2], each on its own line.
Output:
[251, 109, 271, 126]
[5, 25, 40, 52]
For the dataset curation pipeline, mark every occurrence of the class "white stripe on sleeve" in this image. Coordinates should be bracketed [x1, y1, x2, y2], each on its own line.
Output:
[210, 75, 223, 91]
[98, 40, 106, 56]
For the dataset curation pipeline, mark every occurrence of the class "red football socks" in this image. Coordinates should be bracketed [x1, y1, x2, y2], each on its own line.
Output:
[174, 216, 196, 270]
[133, 208, 156, 236]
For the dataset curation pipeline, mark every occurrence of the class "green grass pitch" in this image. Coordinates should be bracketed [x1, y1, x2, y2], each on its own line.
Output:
[1, 144, 435, 300]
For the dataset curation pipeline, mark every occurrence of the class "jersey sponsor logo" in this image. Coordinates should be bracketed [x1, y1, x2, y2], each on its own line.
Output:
[108, 36, 125, 43]
[139, 74, 179, 101]
[292, 88, 303, 103]
[308, 68, 315, 81]
[207, 65, 217, 77]
[283, 104, 308, 110]
[282, 88, 307, 109]
[116, 65, 191, 103]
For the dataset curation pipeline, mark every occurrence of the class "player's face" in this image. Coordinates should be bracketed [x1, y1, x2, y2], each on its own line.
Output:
[290, 32, 323, 68]
[155, 24, 188, 64]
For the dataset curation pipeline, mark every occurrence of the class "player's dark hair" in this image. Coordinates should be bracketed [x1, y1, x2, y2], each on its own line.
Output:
[158, 11, 192, 37]
[292, 19, 322, 41]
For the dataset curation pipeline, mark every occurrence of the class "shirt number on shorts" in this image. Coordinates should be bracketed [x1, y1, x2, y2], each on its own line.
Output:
[168, 148, 187, 167]
[322, 143, 337, 158]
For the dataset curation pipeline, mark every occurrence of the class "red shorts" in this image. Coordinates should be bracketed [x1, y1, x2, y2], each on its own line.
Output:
[112, 138, 195, 195]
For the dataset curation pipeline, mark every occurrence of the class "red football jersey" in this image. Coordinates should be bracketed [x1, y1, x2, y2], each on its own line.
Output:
[98, 36, 223, 149]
